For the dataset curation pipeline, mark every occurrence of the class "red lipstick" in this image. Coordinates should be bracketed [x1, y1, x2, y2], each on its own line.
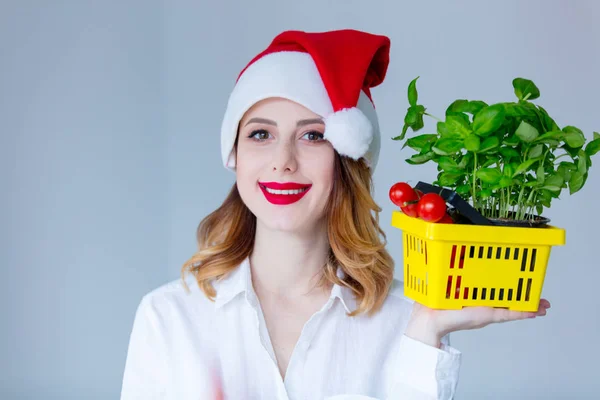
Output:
[259, 181, 312, 205]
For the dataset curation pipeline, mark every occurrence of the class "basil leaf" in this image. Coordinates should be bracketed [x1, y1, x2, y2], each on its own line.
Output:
[503, 163, 515, 177]
[515, 120, 539, 143]
[446, 100, 469, 115]
[437, 122, 449, 137]
[537, 163, 545, 184]
[513, 158, 541, 177]
[438, 171, 465, 186]
[479, 189, 493, 199]
[438, 156, 462, 171]
[536, 204, 544, 215]
[464, 134, 481, 152]
[541, 185, 561, 192]
[405, 134, 438, 152]
[481, 155, 500, 168]
[503, 134, 520, 146]
[458, 152, 473, 169]
[476, 168, 502, 184]
[528, 144, 544, 159]
[534, 130, 564, 145]
[513, 78, 540, 101]
[432, 139, 464, 155]
[561, 143, 580, 158]
[585, 137, 600, 156]
[408, 76, 419, 107]
[406, 152, 435, 165]
[404, 105, 426, 131]
[537, 105, 560, 131]
[498, 176, 513, 188]
[569, 171, 585, 194]
[503, 103, 536, 118]
[563, 126, 586, 148]
[500, 147, 520, 160]
[473, 104, 506, 136]
[557, 162, 576, 182]
[464, 101, 488, 115]
[445, 114, 472, 138]
[446, 100, 487, 115]
[545, 174, 564, 189]
[479, 136, 501, 153]
[456, 184, 470, 195]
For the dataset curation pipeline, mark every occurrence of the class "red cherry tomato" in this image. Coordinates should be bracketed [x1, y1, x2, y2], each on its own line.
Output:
[389, 182, 418, 207]
[416, 193, 447, 222]
[400, 202, 419, 217]
[438, 213, 454, 224]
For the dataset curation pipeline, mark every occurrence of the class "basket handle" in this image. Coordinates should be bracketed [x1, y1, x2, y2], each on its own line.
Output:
[414, 181, 495, 226]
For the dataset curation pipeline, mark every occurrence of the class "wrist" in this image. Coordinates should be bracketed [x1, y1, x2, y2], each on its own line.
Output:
[405, 308, 445, 348]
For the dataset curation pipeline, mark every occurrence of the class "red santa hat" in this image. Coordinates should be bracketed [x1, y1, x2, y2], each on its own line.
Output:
[220, 29, 390, 171]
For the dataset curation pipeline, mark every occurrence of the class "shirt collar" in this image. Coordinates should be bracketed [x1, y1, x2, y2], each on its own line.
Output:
[331, 267, 358, 314]
[214, 256, 357, 313]
[214, 257, 256, 309]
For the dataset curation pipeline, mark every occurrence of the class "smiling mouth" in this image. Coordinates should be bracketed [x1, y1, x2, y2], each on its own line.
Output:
[258, 182, 312, 205]
[259, 184, 310, 195]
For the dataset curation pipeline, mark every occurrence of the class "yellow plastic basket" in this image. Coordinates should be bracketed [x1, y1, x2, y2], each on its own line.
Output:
[391, 210, 566, 311]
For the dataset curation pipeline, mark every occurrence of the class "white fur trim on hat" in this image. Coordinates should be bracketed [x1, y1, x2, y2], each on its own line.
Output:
[324, 107, 373, 160]
[221, 52, 333, 170]
[220, 51, 382, 171]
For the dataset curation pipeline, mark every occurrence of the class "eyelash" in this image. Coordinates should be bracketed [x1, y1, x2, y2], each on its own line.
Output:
[247, 129, 325, 142]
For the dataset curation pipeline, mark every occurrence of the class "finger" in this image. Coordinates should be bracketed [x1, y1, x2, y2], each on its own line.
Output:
[535, 309, 547, 317]
[539, 298, 551, 309]
[490, 307, 536, 323]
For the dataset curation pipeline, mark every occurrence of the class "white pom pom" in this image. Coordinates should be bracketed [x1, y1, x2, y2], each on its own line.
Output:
[324, 107, 373, 160]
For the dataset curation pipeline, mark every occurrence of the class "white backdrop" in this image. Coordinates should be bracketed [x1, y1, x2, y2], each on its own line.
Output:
[2, 1, 599, 398]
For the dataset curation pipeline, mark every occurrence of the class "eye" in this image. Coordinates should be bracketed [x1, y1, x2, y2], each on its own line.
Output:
[302, 131, 325, 142]
[247, 129, 271, 141]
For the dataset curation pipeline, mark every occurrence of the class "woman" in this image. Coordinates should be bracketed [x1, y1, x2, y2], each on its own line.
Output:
[121, 29, 550, 400]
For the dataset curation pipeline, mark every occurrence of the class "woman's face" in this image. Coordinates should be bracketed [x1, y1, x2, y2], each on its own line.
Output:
[236, 98, 335, 234]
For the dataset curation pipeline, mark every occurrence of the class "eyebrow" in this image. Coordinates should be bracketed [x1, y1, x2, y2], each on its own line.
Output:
[244, 117, 324, 127]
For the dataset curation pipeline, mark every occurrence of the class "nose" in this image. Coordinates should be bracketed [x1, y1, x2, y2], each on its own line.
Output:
[272, 140, 298, 173]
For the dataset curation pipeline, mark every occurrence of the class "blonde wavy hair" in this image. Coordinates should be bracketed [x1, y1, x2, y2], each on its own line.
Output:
[182, 148, 395, 316]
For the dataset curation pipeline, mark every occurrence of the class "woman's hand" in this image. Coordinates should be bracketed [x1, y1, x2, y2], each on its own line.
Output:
[404, 299, 551, 348]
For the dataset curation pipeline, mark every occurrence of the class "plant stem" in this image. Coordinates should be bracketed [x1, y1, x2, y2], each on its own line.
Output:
[473, 152, 478, 212]
[424, 112, 442, 122]
[517, 184, 526, 220]
[524, 189, 536, 220]
[553, 153, 570, 163]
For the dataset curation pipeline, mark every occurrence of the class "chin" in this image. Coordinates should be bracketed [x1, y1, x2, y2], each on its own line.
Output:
[255, 208, 312, 233]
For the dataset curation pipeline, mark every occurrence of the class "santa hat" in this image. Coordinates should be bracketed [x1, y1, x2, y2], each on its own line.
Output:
[220, 29, 390, 171]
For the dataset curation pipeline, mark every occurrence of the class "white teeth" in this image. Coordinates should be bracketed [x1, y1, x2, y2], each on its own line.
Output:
[263, 186, 308, 195]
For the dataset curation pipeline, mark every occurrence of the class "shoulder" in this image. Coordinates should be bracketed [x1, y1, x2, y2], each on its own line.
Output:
[135, 274, 215, 324]
[385, 277, 414, 308]
[372, 278, 415, 324]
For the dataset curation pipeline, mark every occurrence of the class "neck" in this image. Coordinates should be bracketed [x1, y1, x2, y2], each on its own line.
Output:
[249, 219, 331, 299]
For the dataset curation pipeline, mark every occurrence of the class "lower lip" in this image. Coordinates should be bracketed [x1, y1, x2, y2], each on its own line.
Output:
[259, 185, 311, 205]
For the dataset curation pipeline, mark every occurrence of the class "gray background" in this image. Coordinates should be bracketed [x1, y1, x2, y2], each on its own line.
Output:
[2, 0, 598, 398]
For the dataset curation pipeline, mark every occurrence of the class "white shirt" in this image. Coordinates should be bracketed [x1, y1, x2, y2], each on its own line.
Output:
[121, 257, 462, 399]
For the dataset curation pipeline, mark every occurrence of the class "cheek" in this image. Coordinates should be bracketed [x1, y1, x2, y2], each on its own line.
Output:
[236, 144, 263, 176]
[306, 148, 335, 199]
[317, 148, 335, 184]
